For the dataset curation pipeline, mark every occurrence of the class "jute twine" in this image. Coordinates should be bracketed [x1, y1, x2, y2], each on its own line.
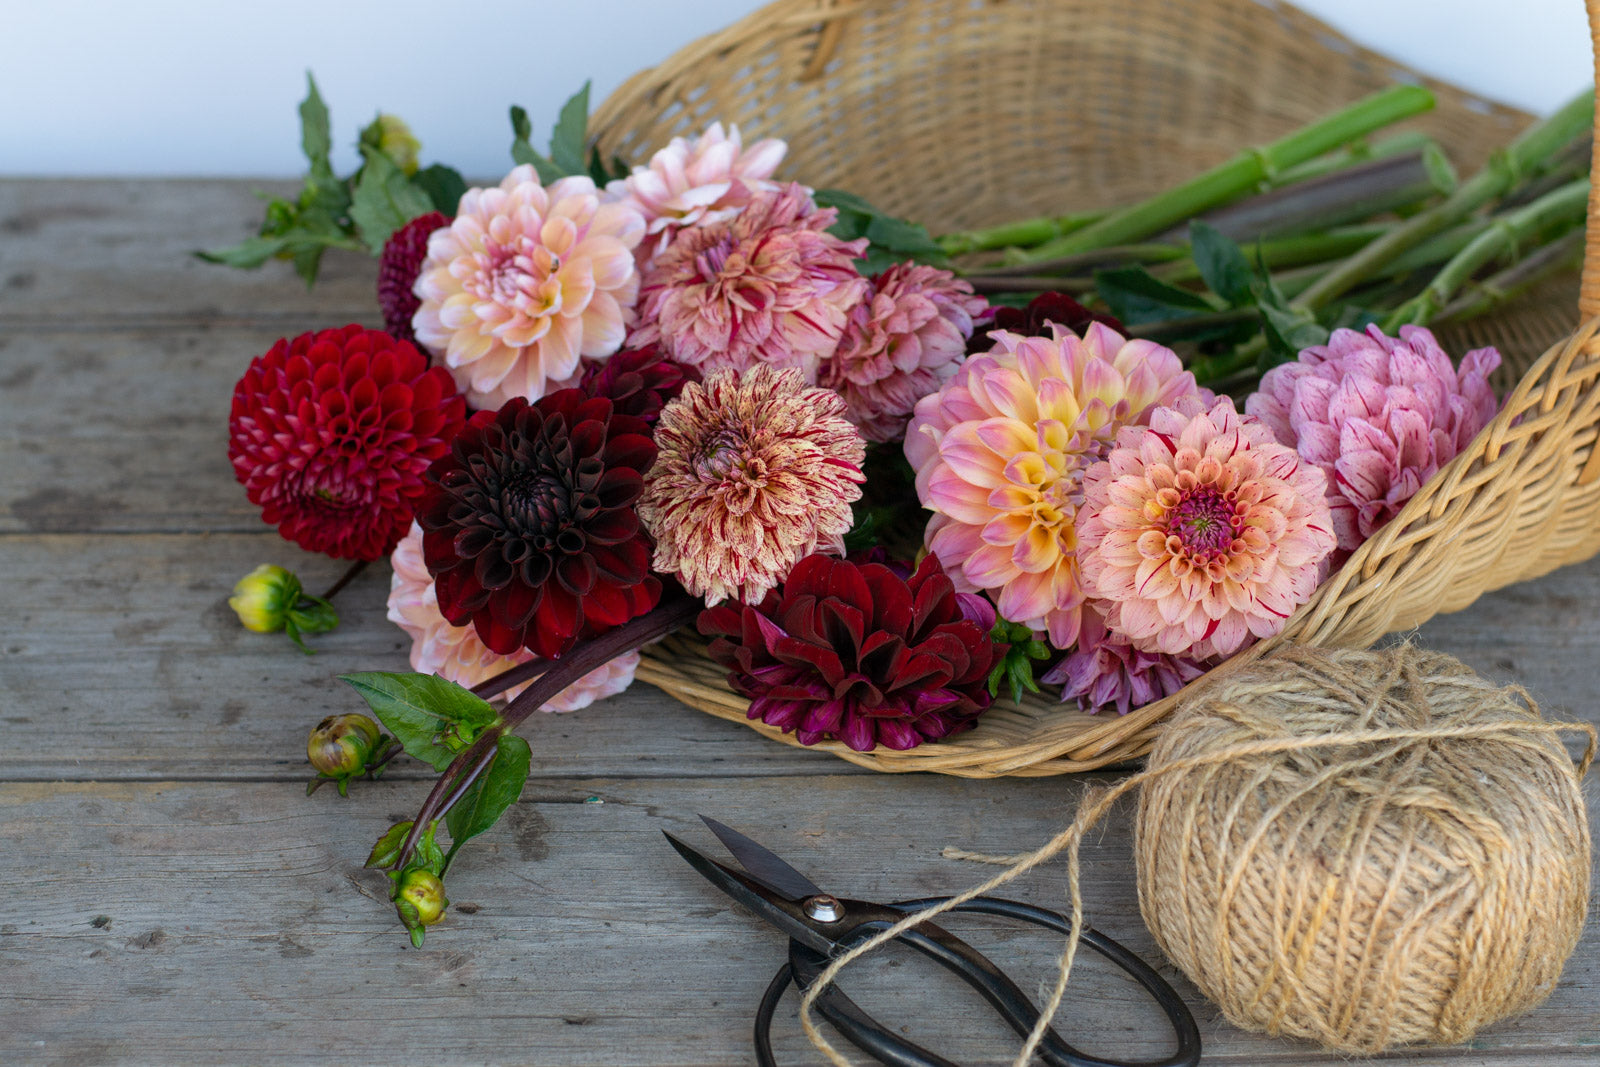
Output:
[797, 644, 1596, 1065]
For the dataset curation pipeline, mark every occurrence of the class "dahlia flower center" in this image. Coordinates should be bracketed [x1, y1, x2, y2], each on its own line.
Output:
[474, 237, 561, 315]
[692, 426, 765, 485]
[1167, 485, 1238, 558]
[501, 468, 587, 548]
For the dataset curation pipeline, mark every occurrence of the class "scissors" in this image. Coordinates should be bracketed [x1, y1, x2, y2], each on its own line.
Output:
[664, 816, 1200, 1067]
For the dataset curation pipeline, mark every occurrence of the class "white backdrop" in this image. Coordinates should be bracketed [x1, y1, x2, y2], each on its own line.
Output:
[2, 0, 1592, 177]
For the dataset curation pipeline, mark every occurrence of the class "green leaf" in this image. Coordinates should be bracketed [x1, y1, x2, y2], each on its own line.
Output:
[195, 235, 291, 270]
[1259, 303, 1329, 365]
[338, 672, 498, 772]
[411, 164, 466, 215]
[444, 735, 532, 862]
[1093, 267, 1217, 325]
[349, 147, 436, 252]
[366, 821, 414, 869]
[864, 214, 945, 258]
[1189, 221, 1255, 307]
[548, 82, 591, 177]
[414, 821, 447, 874]
[299, 73, 335, 182]
[813, 188, 879, 215]
[509, 104, 562, 183]
[826, 209, 870, 242]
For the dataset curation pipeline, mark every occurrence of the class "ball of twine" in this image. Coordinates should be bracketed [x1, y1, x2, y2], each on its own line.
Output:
[1136, 643, 1594, 1054]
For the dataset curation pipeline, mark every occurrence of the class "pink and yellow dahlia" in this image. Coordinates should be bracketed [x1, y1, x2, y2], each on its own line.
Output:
[1078, 398, 1336, 660]
[639, 365, 866, 606]
[386, 523, 639, 710]
[609, 121, 787, 264]
[817, 263, 988, 443]
[629, 183, 868, 380]
[1246, 324, 1500, 556]
[904, 323, 1204, 647]
[412, 166, 645, 409]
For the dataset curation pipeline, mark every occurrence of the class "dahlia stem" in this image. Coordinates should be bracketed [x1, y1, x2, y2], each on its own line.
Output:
[938, 211, 1105, 257]
[1007, 85, 1436, 263]
[468, 657, 548, 701]
[1433, 226, 1587, 324]
[1295, 88, 1594, 312]
[317, 559, 370, 602]
[1263, 130, 1436, 187]
[968, 242, 1187, 279]
[1150, 225, 1390, 285]
[1499, 132, 1593, 209]
[1382, 177, 1590, 330]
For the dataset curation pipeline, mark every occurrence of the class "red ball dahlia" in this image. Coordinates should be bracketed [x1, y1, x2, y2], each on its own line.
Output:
[229, 324, 466, 561]
[417, 391, 660, 659]
[700, 553, 1003, 751]
[377, 211, 451, 344]
[577, 343, 699, 425]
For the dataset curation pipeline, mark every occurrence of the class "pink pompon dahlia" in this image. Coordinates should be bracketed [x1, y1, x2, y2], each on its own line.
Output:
[904, 323, 1204, 648]
[639, 365, 866, 606]
[608, 121, 787, 264]
[1246, 324, 1500, 556]
[1040, 605, 1209, 715]
[817, 263, 989, 443]
[1079, 397, 1337, 660]
[386, 523, 639, 710]
[412, 166, 645, 409]
[629, 183, 868, 380]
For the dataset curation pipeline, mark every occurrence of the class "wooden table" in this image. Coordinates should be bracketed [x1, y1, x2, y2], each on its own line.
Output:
[1, 179, 1595, 1065]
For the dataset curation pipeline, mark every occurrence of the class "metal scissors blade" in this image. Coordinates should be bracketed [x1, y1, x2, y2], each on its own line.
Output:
[661, 829, 837, 955]
[699, 814, 823, 901]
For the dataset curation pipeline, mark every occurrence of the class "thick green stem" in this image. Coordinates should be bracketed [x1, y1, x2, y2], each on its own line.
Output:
[1432, 226, 1587, 323]
[1265, 131, 1437, 187]
[1006, 85, 1435, 263]
[938, 211, 1104, 257]
[1296, 88, 1594, 312]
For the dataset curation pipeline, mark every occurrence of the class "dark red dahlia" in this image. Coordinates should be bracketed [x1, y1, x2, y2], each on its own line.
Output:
[967, 291, 1125, 354]
[229, 324, 466, 561]
[418, 391, 660, 659]
[378, 211, 450, 344]
[577, 343, 699, 425]
[700, 553, 1004, 752]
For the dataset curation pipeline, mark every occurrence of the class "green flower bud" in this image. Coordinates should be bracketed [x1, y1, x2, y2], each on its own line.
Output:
[396, 868, 448, 927]
[376, 114, 421, 176]
[229, 564, 302, 633]
[307, 713, 380, 776]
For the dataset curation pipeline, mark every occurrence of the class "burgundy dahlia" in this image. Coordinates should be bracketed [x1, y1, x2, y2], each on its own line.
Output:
[966, 291, 1124, 355]
[700, 553, 1004, 751]
[378, 211, 451, 344]
[229, 324, 466, 561]
[577, 343, 699, 425]
[417, 390, 660, 658]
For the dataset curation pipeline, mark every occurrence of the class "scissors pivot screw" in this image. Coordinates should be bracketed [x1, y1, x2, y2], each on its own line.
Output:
[803, 894, 844, 923]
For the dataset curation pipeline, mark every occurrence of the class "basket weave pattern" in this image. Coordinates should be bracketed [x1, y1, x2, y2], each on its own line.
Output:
[594, 0, 1600, 776]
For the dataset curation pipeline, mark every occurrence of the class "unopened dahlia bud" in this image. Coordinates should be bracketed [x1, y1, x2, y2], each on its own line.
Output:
[306, 713, 386, 796]
[376, 114, 421, 175]
[395, 869, 448, 946]
[229, 564, 301, 633]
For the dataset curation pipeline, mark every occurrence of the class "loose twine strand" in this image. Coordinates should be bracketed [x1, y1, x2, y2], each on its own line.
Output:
[795, 717, 1596, 1067]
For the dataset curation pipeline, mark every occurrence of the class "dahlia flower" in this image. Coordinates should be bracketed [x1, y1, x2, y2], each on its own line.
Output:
[639, 365, 865, 606]
[417, 390, 660, 659]
[576, 342, 699, 425]
[700, 553, 1002, 751]
[608, 121, 787, 263]
[817, 263, 988, 442]
[378, 211, 451, 344]
[229, 325, 466, 561]
[1246, 324, 1500, 556]
[1041, 605, 1209, 715]
[412, 166, 645, 408]
[1079, 397, 1337, 660]
[629, 183, 868, 379]
[387, 523, 638, 710]
[967, 291, 1122, 355]
[905, 323, 1203, 647]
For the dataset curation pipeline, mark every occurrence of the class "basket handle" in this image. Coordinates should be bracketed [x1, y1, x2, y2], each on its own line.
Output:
[1583, 0, 1600, 316]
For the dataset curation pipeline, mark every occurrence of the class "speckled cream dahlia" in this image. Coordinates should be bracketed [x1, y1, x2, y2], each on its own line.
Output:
[386, 523, 639, 710]
[412, 166, 645, 408]
[816, 263, 988, 443]
[639, 365, 866, 606]
[904, 323, 1204, 647]
[629, 183, 868, 380]
[609, 121, 787, 263]
[1079, 398, 1337, 660]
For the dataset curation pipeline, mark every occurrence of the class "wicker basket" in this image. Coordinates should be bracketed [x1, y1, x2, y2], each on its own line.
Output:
[590, 0, 1600, 776]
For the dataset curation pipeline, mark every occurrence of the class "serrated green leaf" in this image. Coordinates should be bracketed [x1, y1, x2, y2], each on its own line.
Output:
[366, 821, 414, 869]
[415, 821, 446, 874]
[510, 105, 533, 144]
[1260, 303, 1329, 365]
[864, 214, 944, 258]
[549, 82, 590, 177]
[1094, 267, 1218, 325]
[826, 209, 870, 242]
[509, 104, 562, 183]
[195, 235, 292, 269]
[1189, 221, 1255, 307]
[814, 188, 879, 215]
[445, 735, 531, 860]
[349, 147, 436, 252]
[338, 672, 497, 772]
[299, 73, 334, 182]
[413, 164, 467, 216]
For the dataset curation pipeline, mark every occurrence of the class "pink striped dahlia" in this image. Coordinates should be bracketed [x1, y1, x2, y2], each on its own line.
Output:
[638, 365, 866, 606]
[629, 183, 868, 380]
[1040, 604, 1208, 715]
[386, 523, 639, 710]
[412, 166, 645, 409]
[904, 323, 1203, 647]
[1079, 398, 1337, 659]
[816, 263, 988, 443]
[1246, 324, 1500, 556]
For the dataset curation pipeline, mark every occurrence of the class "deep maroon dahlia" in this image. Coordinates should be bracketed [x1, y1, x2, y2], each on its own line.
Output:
[229, 324, 466, 561]
[577, 343, 699, 425]
[378, 211, 451, 344]
[966, 291, 1124, 354]
[699, 553, 1004, 751]
[418, 390, 661, 658]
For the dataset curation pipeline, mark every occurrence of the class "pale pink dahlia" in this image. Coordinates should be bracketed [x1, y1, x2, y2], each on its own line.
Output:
[386, 523, 638, 711]
[1040, 605, 1209, 715]
[1079, 398, 1337, 660]
[1246, 324, 1500, 556]
[816, 263, 989, 443]
[905, 323, 1204, 647]
[639, 365, 866, 606]
[608, 121, 787, 264]
[412, 166, 645, 409]
[629, 183, 868, 380]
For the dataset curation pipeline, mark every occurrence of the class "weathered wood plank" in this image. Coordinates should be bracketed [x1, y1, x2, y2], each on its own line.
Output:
[1, 778, 1594, 1066]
